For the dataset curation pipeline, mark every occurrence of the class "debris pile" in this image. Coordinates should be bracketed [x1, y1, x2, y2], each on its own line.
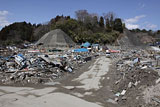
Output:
[111, 49, 160, 106]
[0, 48, 95, 85]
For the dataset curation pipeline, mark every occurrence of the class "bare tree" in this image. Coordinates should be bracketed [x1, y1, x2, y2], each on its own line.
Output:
[75, 10, 89, 22]
[90, 13, 99, 18]
[75, 10, 99, 25]
[103, 12, 116, 29]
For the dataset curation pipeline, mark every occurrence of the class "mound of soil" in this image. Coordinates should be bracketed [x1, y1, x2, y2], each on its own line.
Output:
[116, 29, 155, 47]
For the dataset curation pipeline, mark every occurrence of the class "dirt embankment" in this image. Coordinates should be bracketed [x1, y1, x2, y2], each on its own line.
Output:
[116, 29, 156, 48]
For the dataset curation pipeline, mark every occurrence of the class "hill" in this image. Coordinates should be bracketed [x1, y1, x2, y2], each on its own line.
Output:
[116, 29, 156, 48]
[0, 10, 124, 45]
[0, 22, 35, 45]
[0, 10, 159, 46]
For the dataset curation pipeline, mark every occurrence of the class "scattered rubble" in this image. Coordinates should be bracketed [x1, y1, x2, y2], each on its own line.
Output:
[110, 48, 160, 106]
[0, 46, 98, 85]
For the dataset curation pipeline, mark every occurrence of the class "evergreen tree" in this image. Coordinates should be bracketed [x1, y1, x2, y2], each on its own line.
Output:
[92, 16, 98, 25]
[106, 18, 111, 31]
[113, 18, 123, 33]
[99, 16, 104, 28]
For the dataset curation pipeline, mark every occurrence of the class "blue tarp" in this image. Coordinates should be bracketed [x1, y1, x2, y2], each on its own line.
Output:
[81, 42, 91, 47]
[17, 54, 25, 59]
[92, 44, 99, 47]
[74, 48, 89, 52]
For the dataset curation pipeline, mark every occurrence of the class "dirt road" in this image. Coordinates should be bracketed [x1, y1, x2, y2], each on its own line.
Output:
[73, 56, 111, 90]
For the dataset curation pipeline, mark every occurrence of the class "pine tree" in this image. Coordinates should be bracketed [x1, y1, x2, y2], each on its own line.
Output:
[99, 16, 104, 28]
[113, 18, 123, 33]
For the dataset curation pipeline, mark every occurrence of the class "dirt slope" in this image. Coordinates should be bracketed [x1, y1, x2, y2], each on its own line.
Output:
[116, 29, 155, 47]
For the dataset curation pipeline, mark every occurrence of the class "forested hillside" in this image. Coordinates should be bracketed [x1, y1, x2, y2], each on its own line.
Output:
[1, 10, 157, 45]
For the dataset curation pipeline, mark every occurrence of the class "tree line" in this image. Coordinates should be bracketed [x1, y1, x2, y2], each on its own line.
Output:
[0, 10, 125, 45]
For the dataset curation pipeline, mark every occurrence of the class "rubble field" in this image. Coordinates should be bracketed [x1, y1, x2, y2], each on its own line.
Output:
[108, 47, 160, 107]
[1, 45, 160, 107]
[0, 46, 98, 86]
